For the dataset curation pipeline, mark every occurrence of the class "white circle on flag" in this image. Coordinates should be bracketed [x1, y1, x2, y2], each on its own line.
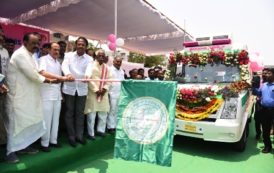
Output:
[122, 97, 169, 144]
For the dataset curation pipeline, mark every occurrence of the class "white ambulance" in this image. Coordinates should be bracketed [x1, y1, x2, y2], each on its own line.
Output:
[172, 35, 255, 151]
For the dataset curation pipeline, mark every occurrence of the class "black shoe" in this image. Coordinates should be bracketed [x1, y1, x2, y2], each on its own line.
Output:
[255, 134, 261, 140]
[40, 146, 51, 152]
[50, 143, 62, 148]
[5, 152, 19, 164]
[96, 132, 106, 137]
[68, 139, 77, 147]
[17, 147, 39, 155]
[108, 128, 116, 134]
[87, 135, 96, 140]
[261, 147, 272, 153]
[76, 138, 86, 145]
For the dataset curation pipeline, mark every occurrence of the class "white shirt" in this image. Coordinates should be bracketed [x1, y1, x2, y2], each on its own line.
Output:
[32, 52, 40, 69]
[62, 51, 92, 96]
[39, 54, 62, 101]
[109, 65, 125, 98]
[0, 46, 10, 77]
[145, 77, 158, 81]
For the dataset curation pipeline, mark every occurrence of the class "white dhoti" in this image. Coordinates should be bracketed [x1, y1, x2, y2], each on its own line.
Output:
[107, 95, 119, 129]
[87, 111, 108, 136]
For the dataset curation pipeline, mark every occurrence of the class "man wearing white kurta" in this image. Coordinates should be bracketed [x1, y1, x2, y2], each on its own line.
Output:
[5, 33, 54, 163]
[85, 49, 111, 138]
[107, 56, 124, 132]
[62, 37, 92, 147]
[39, 43, 69, 152]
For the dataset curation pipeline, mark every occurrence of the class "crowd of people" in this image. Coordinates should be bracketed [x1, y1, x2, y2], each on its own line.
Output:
[1, 31, 273, 165]
[0, 29, 169, 164]
[0, 32, 133, 163]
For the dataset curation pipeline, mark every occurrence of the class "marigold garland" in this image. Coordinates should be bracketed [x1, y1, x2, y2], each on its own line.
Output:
[176, 98, 224, 121]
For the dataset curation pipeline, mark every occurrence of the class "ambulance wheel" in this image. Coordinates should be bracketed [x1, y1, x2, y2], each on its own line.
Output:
[234, 126, 247, 152]
[246, 121, 250, 137]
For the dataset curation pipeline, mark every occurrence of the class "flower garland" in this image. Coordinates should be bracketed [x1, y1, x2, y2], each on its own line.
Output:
[176, 81, 251, 121]
[179, 50, 249, 66]
[177, 86, 219, 108]
[168, 49, 252, 121]
[176, 98, 224, 121]
[220, 80, 251, 99]
[168, 52, 177, 65]
[167, 49, 251, 81]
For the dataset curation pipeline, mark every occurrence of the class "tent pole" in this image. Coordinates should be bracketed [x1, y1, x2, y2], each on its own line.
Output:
[181, 19, 186, 77]
[182, 19, 186, 49]
[114, 0, 117, 55]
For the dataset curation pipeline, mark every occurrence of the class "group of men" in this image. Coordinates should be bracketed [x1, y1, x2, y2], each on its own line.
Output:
[127, 66, 165, 80]
[0, 32, 125, 163]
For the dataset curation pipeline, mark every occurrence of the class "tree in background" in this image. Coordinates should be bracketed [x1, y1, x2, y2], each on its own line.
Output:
[128, 52, 166, 68]
[144, 55, 166, 68]
[128, 52, 145, 64]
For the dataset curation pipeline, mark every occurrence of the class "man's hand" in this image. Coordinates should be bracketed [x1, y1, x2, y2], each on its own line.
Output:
[95, 90, 101, 97]
[58, 76, 71, 82]
[0, 84, 9, 94]
[66, 74, 75, 82]
[80, 75, 89, 83]
[95, 88, 107, 97]
[44, 78, 59, 84]
[100, 88, 107, 96]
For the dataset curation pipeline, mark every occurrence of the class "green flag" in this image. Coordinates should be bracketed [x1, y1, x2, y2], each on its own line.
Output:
[114, 80, 177, 167]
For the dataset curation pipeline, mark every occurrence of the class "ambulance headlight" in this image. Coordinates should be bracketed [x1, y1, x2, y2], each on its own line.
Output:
[221, 99, 238, 119]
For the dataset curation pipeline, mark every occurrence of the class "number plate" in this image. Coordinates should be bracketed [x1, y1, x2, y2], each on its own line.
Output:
[184, 124, 197, 133]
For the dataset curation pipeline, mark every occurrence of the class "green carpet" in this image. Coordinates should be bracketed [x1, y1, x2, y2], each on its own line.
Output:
[54, 122, 274, 173]
[0, 135, 115, 173]
[0, 121, 274, 173]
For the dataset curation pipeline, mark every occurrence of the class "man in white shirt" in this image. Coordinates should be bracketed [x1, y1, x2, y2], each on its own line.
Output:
[62, 37, 92, 147]
[39, 42, 71, 152]
[5, 32, 56, 163]
[0, 33, 9, 146]
[107, 56, 124, 133]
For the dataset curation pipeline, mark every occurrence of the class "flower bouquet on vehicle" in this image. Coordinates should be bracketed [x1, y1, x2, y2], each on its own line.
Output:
[176, 86, 223, 121]
[176, 81, 251, 121]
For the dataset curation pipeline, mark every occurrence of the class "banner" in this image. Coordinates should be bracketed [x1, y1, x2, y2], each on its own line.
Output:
[0, 23, 50, 49]
[114, 80, 177, 167]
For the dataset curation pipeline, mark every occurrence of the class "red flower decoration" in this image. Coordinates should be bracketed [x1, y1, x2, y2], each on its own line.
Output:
[168, 53, 176, 65]
[190, 53, 200, 65]
[210, 51, 225, 63]
[182, 55, 190, 65]
[238, 50, 249, 65]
